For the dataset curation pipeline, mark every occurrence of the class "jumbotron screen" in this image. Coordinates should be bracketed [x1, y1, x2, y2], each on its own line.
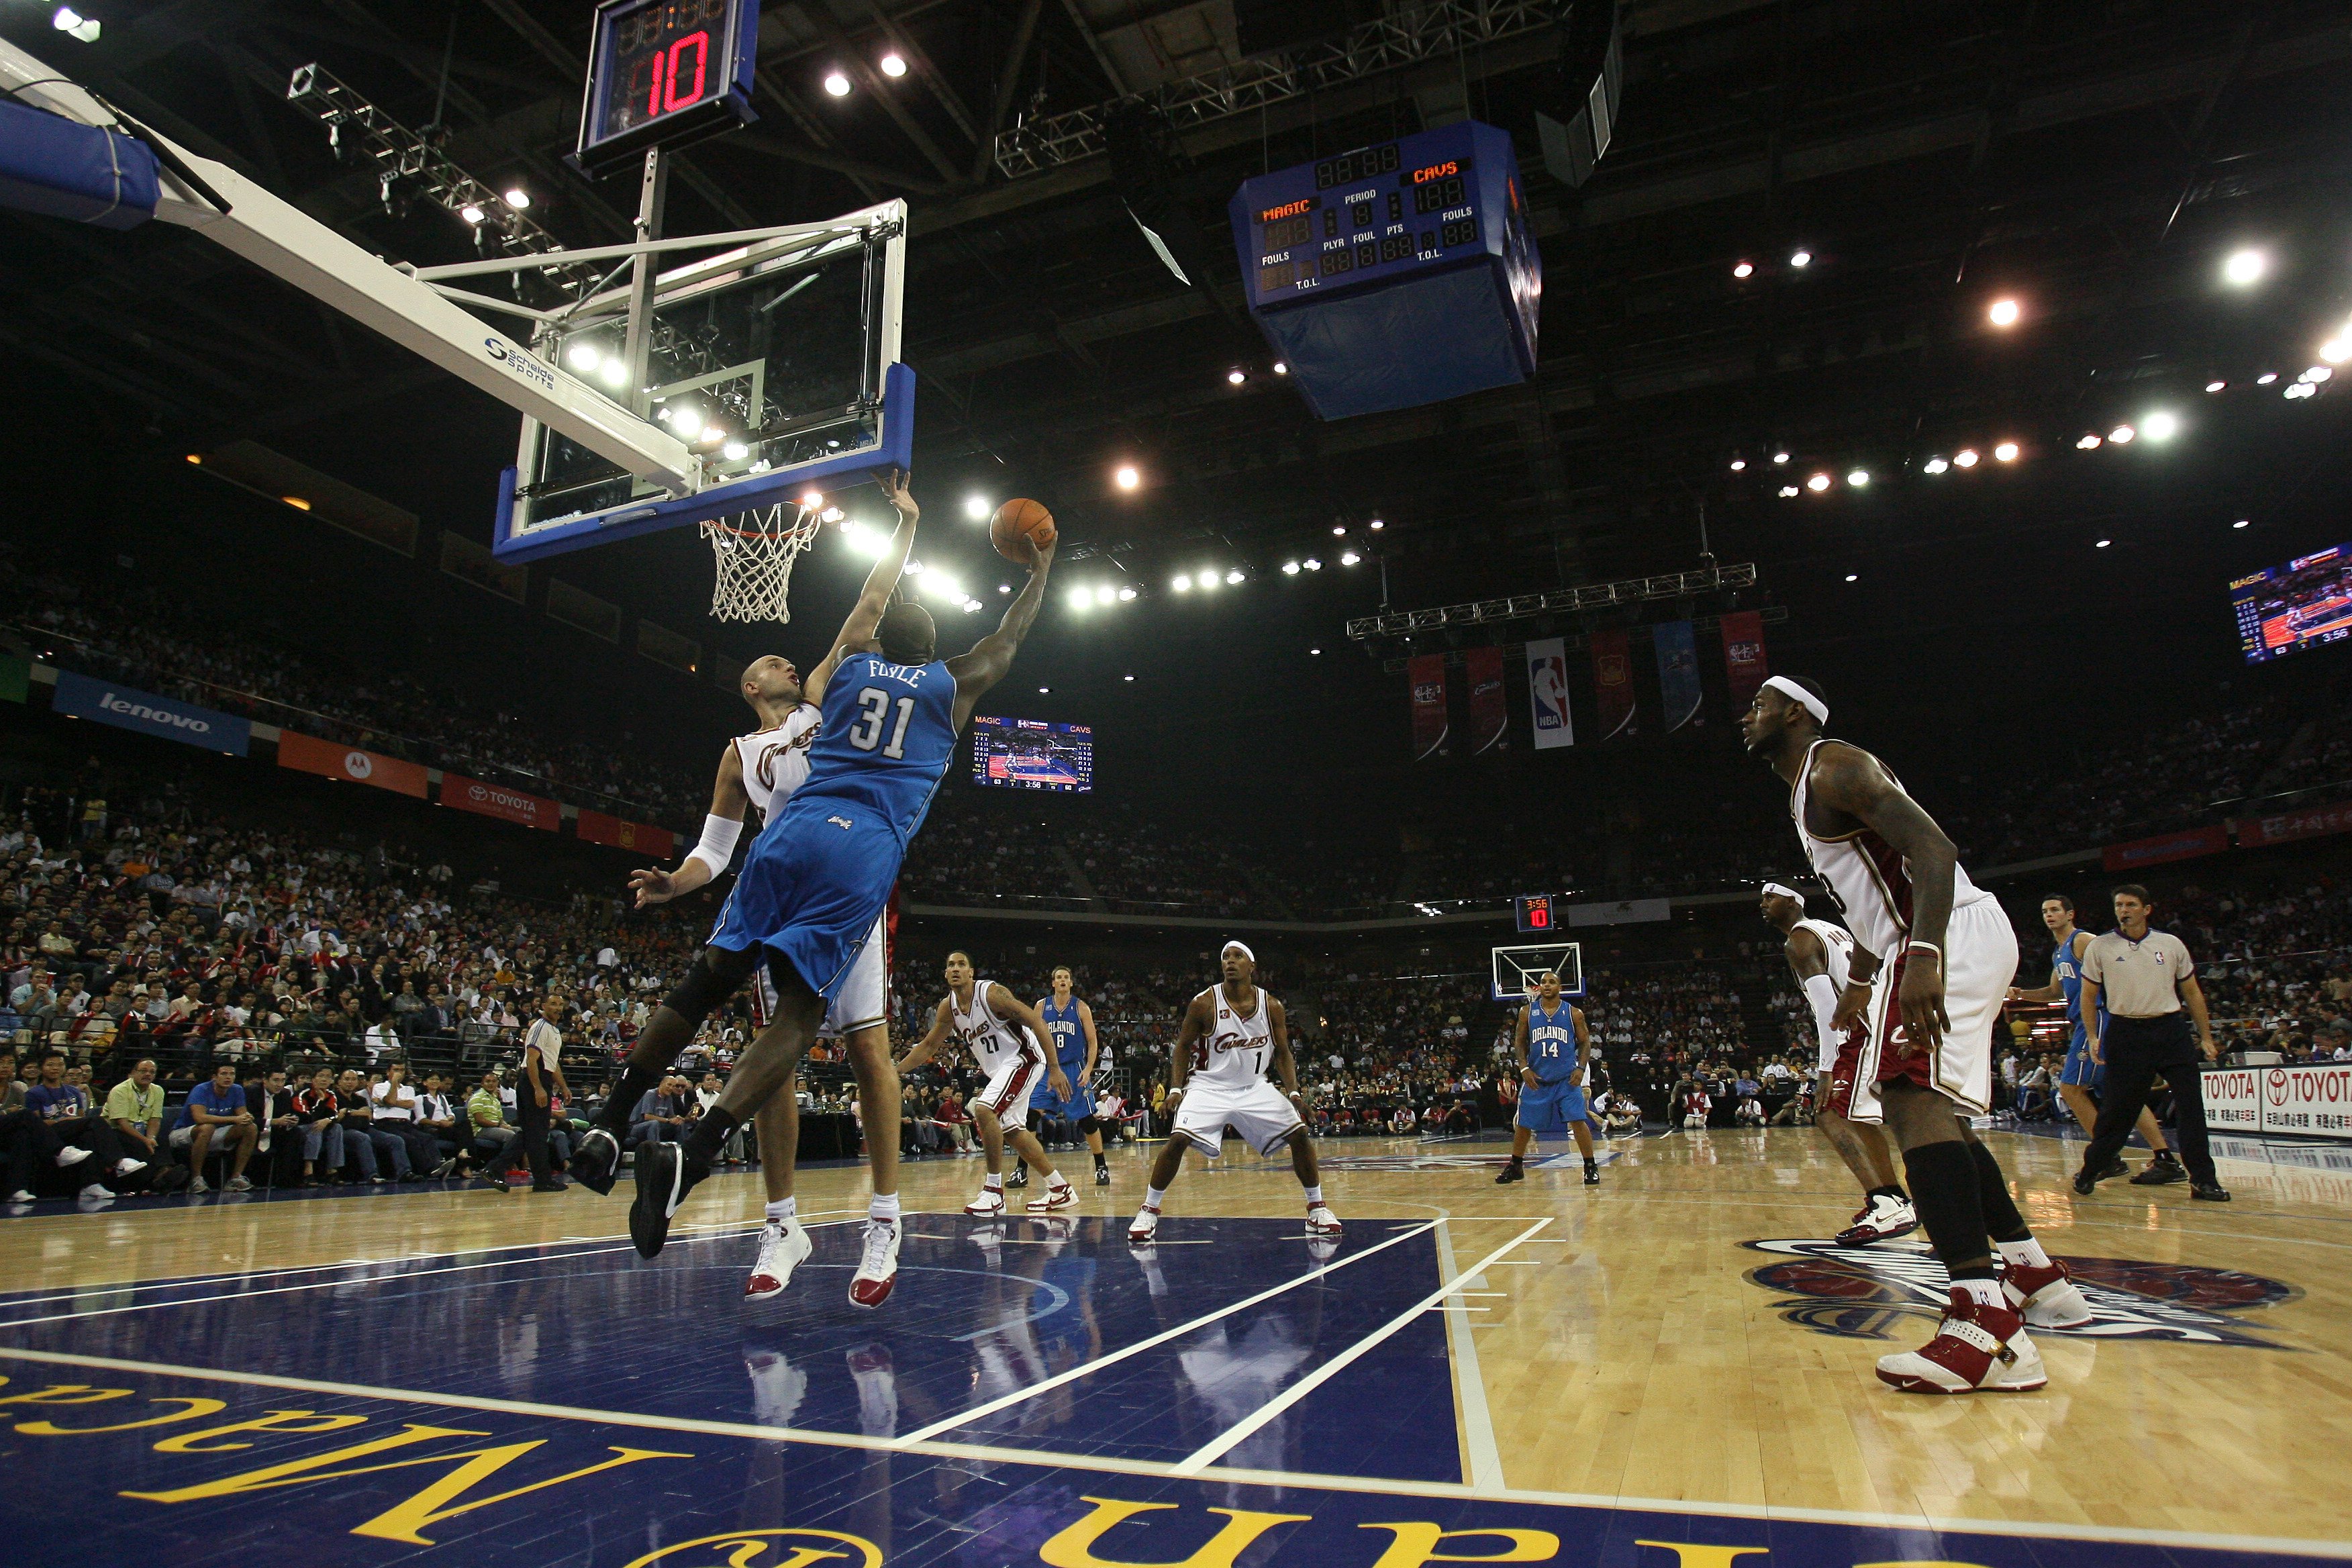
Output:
[2232, 543, 2352, 664]
[971, 716, 1093, 793]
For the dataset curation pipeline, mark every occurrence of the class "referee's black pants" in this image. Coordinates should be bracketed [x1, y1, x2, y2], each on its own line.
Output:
[2079, 1014, 2216, 1186]
[482, 1093, 554, 1187]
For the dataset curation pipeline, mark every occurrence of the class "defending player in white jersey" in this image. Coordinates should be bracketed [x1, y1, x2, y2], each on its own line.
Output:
[894, 951, 1077, 1215]
[1744, 675, 2088, 1395]
[1759, 882, 1916, 1246]
[1129, 942, 1341, 1242]
[573, 472, 920, 1310]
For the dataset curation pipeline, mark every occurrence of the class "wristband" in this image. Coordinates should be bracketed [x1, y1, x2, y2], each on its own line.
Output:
[683, 813, 745, 879]
[1906, 940, 1943, 959]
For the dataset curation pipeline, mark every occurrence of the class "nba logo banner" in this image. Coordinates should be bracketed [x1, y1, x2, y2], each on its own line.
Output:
[1465, 645, 1508, 754]
[1525, 637, 1573, 750]
[1720, 609, 1769, 701]
[1590, 628, 1636, 740]
[1406, 653, 1449, 761]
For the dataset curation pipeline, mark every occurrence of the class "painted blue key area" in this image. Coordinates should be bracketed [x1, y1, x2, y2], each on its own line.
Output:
[0, 1215, 1457, 1485]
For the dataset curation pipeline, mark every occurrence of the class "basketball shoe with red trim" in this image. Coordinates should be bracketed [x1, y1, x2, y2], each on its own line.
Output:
[848, 1218, 899, 1309]
[2002, 1257, 2093, 1329]
[1305, 1200, 1342, 1236]
[744, 1218, 812, 1301]
[1128, 1202, 1159, 1242]
[1875, 1288, 2047, 1393]
[1835, 1192, 1918, 1247]
[1027, 1177, 1076, 1212]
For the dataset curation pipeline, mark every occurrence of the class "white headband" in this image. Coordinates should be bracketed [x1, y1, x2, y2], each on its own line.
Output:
[1222, 940, 1255, 962]
[1761, 881, 1805, 908]
[1761, 676, 1828, 726]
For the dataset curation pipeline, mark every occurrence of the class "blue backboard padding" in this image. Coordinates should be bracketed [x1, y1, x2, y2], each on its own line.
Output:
[0, 99, 158, 231]
[495, 361, 915, 562]
[1257, 263, 1532, 420]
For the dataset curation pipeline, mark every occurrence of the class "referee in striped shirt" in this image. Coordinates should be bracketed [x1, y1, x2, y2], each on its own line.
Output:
[2071, 885, 2231, 1202]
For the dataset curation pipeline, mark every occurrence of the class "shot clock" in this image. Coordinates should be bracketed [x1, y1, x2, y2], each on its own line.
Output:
[573, 0, 761, 179]
[1516, 895, 1557, 934]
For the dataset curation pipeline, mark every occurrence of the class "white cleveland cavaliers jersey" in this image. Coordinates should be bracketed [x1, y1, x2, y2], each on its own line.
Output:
[1790, 738, 1996, 961]
[1189, 985, 1275, 1089]
[733, 704, 821, 821]
[951, 981, 1039, 1074]
[1794, 917, 1859, 993]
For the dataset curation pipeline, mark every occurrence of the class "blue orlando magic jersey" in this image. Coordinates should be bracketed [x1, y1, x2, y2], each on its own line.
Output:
[796, 654, 959, 841]
[2054, 936, 2083, 1026]
[1041, 996, 1085, 1072]
[1528, 1000, 1578, 1081]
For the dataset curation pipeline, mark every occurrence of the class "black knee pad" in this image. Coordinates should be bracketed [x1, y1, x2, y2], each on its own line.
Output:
[662, 944, 758, 1026]
[1077, 1116, 1101, 1137]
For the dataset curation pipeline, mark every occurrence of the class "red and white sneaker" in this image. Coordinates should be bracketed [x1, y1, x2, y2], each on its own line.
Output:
[848, 1218, 900, 1309]
[1875, 1288, 2047, 1393]
[1836, 1193, 1918, 1247]
[744, 1219, 812, 1301]
[1305, 1200, 1343, 1236]
[1128, 1202, 1160, 1242]
[1026, 1178, 1076, 1213]
[964, 1185, 1006, 1216]
[2002, 1256, 2093, 1330]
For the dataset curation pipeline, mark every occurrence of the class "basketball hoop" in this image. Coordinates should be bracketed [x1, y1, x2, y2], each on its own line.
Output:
[703, 501, 822, 622]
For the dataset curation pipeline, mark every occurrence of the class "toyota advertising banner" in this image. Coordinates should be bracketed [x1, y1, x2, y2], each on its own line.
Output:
[2259, 1063, 2352, 1139]
[441, 774, 558, 831]
[2202, 1065, 2262, 1134]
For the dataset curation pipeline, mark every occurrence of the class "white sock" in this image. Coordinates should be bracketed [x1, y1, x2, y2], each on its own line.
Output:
[870, 1191, 901, 1222]
[1995, 1237, 2050, 1269]
[984, 1172, 1003, 1190]
[1143, 1184, 1166, 1209]
[1303, 1184, 1324, 1206]
[1953, 1277, 2005, 1308]
[1049, 1170, 1070, 1187]
[765, 1196, 796, 1224]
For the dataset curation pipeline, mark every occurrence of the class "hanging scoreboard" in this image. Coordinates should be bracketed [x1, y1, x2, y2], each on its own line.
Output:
[1230, 121, 1541, 420]
[574, 0, 761, 178]
[1515, 894, 1558, 934]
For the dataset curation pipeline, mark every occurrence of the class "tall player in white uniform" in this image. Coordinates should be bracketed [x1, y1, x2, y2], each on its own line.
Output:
[1743, 676, 2089, 1394]
[1759, 882, 1916, 1245]
[573, 473, 918, 1309]
[893, 951, 1076, 1215]
[1128, 942, 1341, 1242]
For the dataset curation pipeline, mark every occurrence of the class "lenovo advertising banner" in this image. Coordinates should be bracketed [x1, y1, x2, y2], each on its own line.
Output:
[1654, 619, 1702, 733]
[1464, 646, 1508, 755]
[1720, 609, 1768, 703]
[1525, 637, 1573, 750]
[442, 775, 557, 832]
[1407, 654, 1449, 761]
[577, 810, 677, 859]
[277, 730, 429, 799]
[1591, 629, 1636, 740]
[53, 671, 250, 755]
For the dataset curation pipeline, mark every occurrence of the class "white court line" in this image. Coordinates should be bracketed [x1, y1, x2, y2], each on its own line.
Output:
[1170, 1218, 1553, 1477]
[1432, 1217, 1504, 1493]
[0, 1344, 2347, 1559]
[894, 1218, 1442, 1446]
[0, 1220, 863, 1330]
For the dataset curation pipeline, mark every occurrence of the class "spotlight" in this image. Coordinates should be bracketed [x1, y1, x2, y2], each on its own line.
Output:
[1844, 574, 1857, 583]
[1095, 585, 1117, 606]
[1773, 451, 1790, 464]
[1953, 448, 1980, 468]
[1777, 485, 1800, 497]
[1197, 571, 1218, 591]
[879, 52, 907, 77]
[1118, 587, 1136, 601]
[52, 7, 98, 42]
[1729, 458, 1747, 472]
[963, 495, 989, 520]
[901, 558, 926, 575]
[999, 584, 1011, 593]
[1847, 469, 1869, 488]
[824, 70, 852, 96]
[2286, 381, 2317, 400]
[2221, 247, 2267, 287]
[1332, 524, 1346, 536]
[819, 505, 843, 523]
[1987, 297, 2020, 327]
[1304, 558, 1322, 571]
[1806, 473, 1831, 492]
[1227, 369, 1246, 385]
[567, 344, 600, 372]
[1114, 464, 1139, 490]
[2206, 380, 2228, 392]
[1732, 260, 1754, 279]
[503, 188, 530, 209]
[799, 490, 824, 509]
[280, 496, 312, 511]
[460, 204, 485, 224]
[1790, 248, 1812, 268]
[722, 442, 749, 461]
[2108, 424, 2135, 444]
[1272, 362, 1287, 375]
[1123, 673, 1135, 681]
[1067, 587, 1093, 611]
[965, 600, 983, 613]
[1283, 561, 1300, 575]
[2301, 366, 2334, 384]
[1310, 648, 1322, 655]
[1923, 456, 1950, 475]
[597, 358, 628, 388]
[1224, 569, 1244, 585]
[2323, 342, 2352, 366]
[1340, 551, 1360, 566]
[2076, 433, 2102, 450]
[2142, 411, 2179, 440]
[2096, 539, 2112, 549]
[2257, 372, 2280, 385]
[1993, 441, 2019, 462]
[185, 454, 201, 464]
[1368, 517, 1384, 530]
[2235, 520, 2249, 529]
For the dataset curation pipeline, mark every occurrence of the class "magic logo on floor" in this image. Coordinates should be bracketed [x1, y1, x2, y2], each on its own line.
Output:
[1743, 1238, 2298, 1346]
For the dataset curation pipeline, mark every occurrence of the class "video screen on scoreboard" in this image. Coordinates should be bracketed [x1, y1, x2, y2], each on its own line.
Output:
[971, 717, 1093, 793]
[2232, 544, 2352, 664]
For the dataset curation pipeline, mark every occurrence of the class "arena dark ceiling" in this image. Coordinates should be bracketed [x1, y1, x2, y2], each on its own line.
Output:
[5, 0, 2352, 655]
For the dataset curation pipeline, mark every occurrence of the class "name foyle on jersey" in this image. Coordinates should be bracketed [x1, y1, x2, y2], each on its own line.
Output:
[859, 657, 928, 684]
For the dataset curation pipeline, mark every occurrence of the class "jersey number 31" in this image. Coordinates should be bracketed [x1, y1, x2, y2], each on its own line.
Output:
[847, 688, 916, 758]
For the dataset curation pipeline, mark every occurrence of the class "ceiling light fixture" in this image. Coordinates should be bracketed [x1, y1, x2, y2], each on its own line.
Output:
[879, 53, 907, 77]
[2206, 379, 2228, 392]
[1923, 456, 1949, 474]
[2075, 433, 2102, 450]
[2141, 411, 2179, 440]
[1732, 260, 1754, 279]
[1994, 441, 2020, 462]
[2108, 424, 2135, 444]
[963, 495, 989, 520]
[2221, 247, 2267, 287]
[1953, 448, 1979, 467]
[823, 70, 852, 96]
[1806, 472, 1831, 492]
[1790, 248, 1812, 268]
[1987, 297, 2020, 326]
[1114, 464, 1139, 490]
[1847, 469, 1869, 488]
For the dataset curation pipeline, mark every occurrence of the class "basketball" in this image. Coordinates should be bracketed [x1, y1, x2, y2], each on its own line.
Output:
[989, 497, 1056, 562]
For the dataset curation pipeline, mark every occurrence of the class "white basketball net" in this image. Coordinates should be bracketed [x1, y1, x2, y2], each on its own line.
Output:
[703, 501, 822, 622]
